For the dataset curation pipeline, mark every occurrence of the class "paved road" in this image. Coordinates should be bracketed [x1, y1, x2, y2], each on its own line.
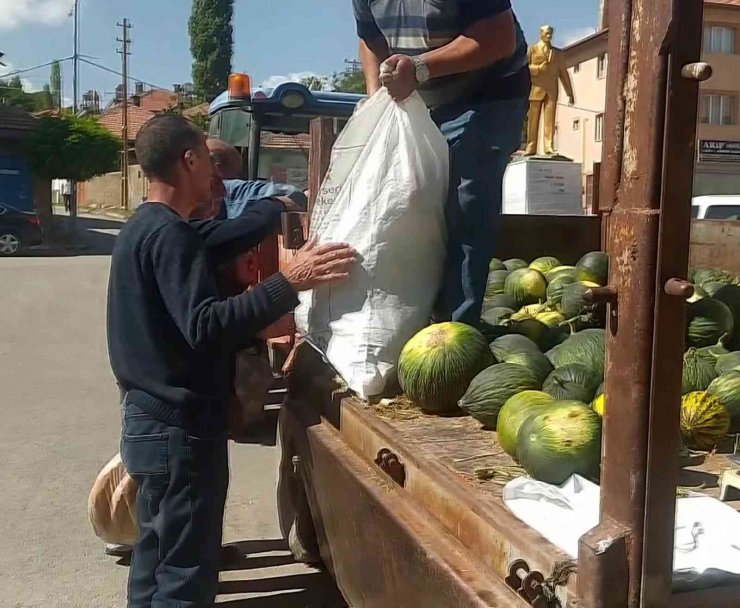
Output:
[0, 214, 344, 607]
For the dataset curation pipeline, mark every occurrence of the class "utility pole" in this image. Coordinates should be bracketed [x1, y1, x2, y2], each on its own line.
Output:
[117, 19, 132, 211]
[70, 0, 80, 235]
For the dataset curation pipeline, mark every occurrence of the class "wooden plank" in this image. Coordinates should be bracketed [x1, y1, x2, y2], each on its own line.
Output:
[308, 118, 337, 215]
[689, 220, 740, 273]
[496, 215, 602, 263]
[339, 400, 582, 607]
[281, 399, 528, 608]
[671, 583, 740, 608]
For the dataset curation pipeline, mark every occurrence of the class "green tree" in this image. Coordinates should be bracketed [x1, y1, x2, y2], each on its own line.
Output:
[0, 76, 36, 112]
[189, 0, 233, 101]
[300, 76, 325, 91]
[50, 60, 62, 109]
[332, 69, 367, 94]
[25, 114, 121, 181]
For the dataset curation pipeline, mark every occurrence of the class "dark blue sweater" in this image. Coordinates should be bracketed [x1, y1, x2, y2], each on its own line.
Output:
[107, 201, 298, 435]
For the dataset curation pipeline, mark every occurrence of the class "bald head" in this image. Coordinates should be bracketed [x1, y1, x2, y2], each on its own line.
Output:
[207, 138, 244, 179]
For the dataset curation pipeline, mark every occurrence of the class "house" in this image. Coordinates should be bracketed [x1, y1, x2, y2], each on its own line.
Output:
[78, 84, 177, 210]
[0, 104, 52, 221]
[555, 0, 740, 199]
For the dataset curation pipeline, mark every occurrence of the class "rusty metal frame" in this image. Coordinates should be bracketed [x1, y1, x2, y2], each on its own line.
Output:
[579, 1, 705, 607]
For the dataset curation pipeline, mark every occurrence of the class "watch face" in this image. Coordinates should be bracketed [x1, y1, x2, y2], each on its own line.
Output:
[415, 58, 430, 83]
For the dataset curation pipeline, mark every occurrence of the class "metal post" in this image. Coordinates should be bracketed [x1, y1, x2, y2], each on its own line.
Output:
[117, 19, 131, 211]
[248, 114, 262, 180]
[577, 1, 705, 607]
[70, 0, 80, 236]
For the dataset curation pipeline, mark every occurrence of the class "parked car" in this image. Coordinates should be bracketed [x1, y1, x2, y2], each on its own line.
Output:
[691, 195, 740, 220]
[0, 203, 42, 256]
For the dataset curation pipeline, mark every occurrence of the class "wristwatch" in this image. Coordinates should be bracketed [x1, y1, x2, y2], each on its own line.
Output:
[412, 56, 431, 84]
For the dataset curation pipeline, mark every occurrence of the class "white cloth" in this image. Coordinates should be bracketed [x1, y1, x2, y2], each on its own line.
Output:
[295, 89, 449, 398]
[503, 475, 740, 577]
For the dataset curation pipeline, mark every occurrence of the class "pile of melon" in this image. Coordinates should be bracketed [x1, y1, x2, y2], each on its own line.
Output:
[396, 255, 740, 486]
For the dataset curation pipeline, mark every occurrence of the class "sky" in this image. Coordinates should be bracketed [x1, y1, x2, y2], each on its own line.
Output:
[0, 0, 599, 107]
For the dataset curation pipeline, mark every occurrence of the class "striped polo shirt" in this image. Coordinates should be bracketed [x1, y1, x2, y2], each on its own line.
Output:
[353, 0, 529, 108]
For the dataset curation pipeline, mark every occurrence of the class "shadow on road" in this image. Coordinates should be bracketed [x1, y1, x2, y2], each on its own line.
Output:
[21, 213, 122, 258]
[218, 539, 346, 608]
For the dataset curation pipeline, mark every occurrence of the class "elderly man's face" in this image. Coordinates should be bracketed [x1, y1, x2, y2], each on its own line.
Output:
[191, 175, 226, 220]
[541, 27, 554, 44]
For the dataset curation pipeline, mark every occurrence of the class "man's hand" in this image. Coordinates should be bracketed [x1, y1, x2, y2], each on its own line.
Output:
[283, 236, 357, 291]
[379, 55, 418, 101]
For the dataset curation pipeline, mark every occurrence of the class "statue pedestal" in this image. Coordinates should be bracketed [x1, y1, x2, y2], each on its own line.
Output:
[503, 156, 583, 215]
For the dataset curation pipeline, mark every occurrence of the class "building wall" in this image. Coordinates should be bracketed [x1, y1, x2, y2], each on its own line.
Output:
[557, 3, 740, 197]
[78, 165, 149, 210]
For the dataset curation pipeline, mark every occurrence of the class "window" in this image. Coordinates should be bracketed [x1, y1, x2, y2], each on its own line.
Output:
[700, 94, 737, 125]
[573, 119, 581, 131]
[597, 54, 607, 79]
[704, 26, 736, 54]
[704, 205, 740, 220]
[595, 113, 604, 142]
[691, 206, 700, 219]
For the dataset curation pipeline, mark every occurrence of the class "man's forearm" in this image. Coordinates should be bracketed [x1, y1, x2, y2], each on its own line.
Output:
[421, 10, 517, 79]
[360, 37, 389, 95]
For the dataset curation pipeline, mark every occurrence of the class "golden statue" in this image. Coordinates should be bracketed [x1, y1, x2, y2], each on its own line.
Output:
[525, 25, 575, 157]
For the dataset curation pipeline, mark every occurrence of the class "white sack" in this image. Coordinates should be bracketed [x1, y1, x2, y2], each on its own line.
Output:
[296, 89, 448, 397]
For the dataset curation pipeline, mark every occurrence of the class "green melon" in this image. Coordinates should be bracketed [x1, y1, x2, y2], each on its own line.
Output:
[711, 284, 740, 349]
[716, 352, 740, 375]
[702, 282, 729, 298]
[576, 251, 609, 286]
[696, 341, 730, 365]
[529, 256, 562, 275]
[481, 307, 515, 327]
[504, 258, 529, 272]
[688, 285, 708, 303]
[497, 391, 555, 458]
[490, 334, 541, 361]
[489, 258, 506, 272]
[504, 351, 555, 385]
[485, 270, 510, 299]
[484, 293, 518, 310]
[517, 401, 602, 485]
[546, 329, 606, 379]
[680, 392, 730, 450]
[545, 266, 577, 283]
[707, 371, 740, 433]
[543, 364, 601, 403]
[505, 269, 547, 307]
[693, 268, 736, 288]
[509, 319, 551, 350]
[546, 274, 579, 308]
[510, 304, 548, 321]
[536, 310, 566, 328]
[682, 348, 719, 394]
[458, 364, 541, 429]
[592, 393, 606, 417]
[398, 322, 495, 414]
[559, 281, 602, 319]
[687, 299, 734, 348]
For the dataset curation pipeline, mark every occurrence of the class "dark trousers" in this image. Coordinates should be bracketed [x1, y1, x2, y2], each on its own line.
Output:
[121, 401, 229, 608]
[433, 97, 529, 326]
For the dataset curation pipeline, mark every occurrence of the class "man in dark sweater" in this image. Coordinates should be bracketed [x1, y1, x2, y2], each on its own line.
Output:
[108, 115, 356, 607]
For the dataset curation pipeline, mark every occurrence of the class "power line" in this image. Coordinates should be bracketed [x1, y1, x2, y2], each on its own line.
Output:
[0, 57, 73, 79]
[78, 57, 172, 92]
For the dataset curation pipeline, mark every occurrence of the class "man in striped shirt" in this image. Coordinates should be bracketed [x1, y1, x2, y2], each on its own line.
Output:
[353, 0, 530, 326]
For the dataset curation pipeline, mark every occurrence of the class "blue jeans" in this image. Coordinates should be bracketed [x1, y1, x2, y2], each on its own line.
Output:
[432, 97, 529, 326]
[121, 401, 229, 608]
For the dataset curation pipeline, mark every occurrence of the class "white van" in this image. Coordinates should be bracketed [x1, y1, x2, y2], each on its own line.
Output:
[691, 195, 740, 220]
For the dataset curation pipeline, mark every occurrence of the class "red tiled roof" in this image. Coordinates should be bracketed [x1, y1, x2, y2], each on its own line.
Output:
[98, 105, 157, 140]
[261, 132, 310, 151]
[136, 89, 179, 112]
[0, 103, 37, 139]
[183, 102, 209, 118]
